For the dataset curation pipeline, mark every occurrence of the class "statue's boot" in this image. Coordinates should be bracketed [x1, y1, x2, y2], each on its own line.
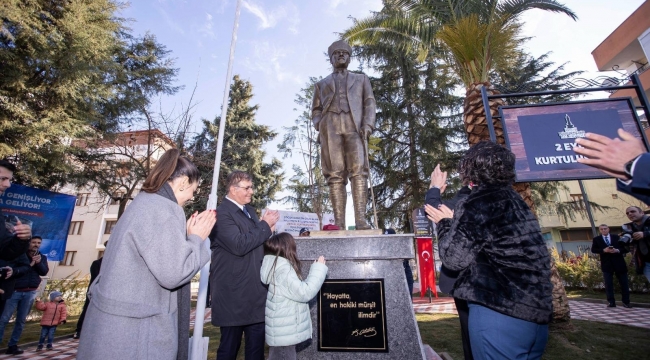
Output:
[351, 177, 371, 230]
[329, 183, 347, 229]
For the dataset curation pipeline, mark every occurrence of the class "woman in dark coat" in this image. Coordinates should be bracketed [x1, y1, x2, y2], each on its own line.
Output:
[425, 141, 552, 360]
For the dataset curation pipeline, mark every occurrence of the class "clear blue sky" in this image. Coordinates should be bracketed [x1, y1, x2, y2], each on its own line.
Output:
[123, 0, 645, 211]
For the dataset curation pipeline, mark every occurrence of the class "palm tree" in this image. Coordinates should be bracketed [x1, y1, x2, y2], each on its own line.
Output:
[343, 0, 577, 322]
[344, 0, 576, 143]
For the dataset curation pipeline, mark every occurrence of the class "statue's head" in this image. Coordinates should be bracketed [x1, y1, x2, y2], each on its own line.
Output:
[328, 40, 352, 69]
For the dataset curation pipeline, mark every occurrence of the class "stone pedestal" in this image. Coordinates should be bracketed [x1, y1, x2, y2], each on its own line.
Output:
[296, 234, 434, 360]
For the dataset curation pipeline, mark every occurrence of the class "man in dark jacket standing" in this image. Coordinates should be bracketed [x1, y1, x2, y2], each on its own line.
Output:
[209, 171, 279, 360]
[0, 160, 32, 318]
[0, 236, 48, 354]
[624, 206, 650, 282]
[591, 224, 630, 308]
[0, 160, 32, 262]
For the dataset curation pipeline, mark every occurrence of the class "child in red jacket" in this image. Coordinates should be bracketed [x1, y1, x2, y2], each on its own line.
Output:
[34, 291, 67, 350]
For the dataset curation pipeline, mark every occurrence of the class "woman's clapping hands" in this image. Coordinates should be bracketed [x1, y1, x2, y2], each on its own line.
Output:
[187, 210, 217, 240]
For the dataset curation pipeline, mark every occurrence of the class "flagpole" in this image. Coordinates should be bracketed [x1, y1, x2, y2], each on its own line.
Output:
[190, 0, 242, 358]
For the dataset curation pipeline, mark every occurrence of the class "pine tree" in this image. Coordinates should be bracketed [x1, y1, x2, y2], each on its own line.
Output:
[355, 42, 465, 231]
[189, 76, 283, 214]
[278, 77, 331, 225]
[0, 1, 179, 189]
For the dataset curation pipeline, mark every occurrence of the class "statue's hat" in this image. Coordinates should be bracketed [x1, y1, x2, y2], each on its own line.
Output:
[328, 40, 352, 58]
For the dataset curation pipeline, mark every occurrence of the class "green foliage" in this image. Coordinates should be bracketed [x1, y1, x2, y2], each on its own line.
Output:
[31, 271, 89, 321]
[277, 78, 331, 221]
[1, 1, 180, 190]
[551, 248, 649, 292]
[189, 76, 283, 214]
[1, 0, 122, 187]
[343, 0, 577, 87]
[354, 42, 465, 231]
[490, 52, 583, 100]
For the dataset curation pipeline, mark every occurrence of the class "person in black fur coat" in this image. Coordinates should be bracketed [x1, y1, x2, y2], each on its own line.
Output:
[425, 141, 552, 360]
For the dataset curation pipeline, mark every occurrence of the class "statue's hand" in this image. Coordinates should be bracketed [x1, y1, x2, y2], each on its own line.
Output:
[313, 117, 321, 131]
[360, 126, 372, 139]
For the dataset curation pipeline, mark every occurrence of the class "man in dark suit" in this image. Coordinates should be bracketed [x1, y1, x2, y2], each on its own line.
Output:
[209, 170, 279, 360]
[591, 224, 630, 308]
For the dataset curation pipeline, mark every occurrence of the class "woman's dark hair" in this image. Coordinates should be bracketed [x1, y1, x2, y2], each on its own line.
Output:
[459, 141, 515, 186]
[141, 149, 200, 193]
[264, 232, 302, 280]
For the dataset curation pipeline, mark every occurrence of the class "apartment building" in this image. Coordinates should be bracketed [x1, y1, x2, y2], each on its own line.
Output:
[49, 129, 174, 280]
[591, 0, 650, 107]
[539, 1, 650, 256]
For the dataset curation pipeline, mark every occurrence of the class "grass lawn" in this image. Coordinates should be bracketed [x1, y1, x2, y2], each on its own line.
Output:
[417, 313, 650, 360]
[1, 315, 79, 347]
[7, 312, 649, 359]
[566, 289, 650, 304]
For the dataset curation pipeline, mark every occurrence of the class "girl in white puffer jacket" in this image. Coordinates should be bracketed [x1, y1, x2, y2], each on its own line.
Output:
[260, 232, 328, 360]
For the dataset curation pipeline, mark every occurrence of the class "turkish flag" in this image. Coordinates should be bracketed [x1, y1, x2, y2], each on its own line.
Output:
[417, 237, 437, 299]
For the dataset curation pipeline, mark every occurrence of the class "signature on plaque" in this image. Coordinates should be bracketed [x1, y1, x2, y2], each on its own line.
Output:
[351, 327, 377, 338]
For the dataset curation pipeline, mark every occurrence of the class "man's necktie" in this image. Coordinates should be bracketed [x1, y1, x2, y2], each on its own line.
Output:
[605, 236, 610, 246]
[242, 207, 252, 219]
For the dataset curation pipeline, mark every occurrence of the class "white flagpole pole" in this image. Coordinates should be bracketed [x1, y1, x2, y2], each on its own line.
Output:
[190, 0, 242, 358]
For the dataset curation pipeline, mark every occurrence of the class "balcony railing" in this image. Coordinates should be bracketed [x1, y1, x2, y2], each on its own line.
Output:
[630, 62, 649, 77]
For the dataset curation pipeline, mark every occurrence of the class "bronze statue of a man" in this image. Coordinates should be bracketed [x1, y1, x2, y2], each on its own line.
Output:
[312, 40, 376, 230]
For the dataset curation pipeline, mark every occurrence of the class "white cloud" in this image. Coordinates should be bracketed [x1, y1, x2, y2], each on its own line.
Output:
[242, 41, 303, 85]
[326, 0, 382, 16]
[242, 1, 300, 34]
[156, 7, 185, 34]
[328, 0, 348, 9]
[198, 12, 216, 38]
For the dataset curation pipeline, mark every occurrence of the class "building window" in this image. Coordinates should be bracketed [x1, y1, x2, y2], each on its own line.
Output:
[68, 221, 83, 235]
[75, 193, 90, 206]
[97, 251, 105, 259]
[569, 194, 585, 211]
[60, 251, 76, 266]
[560, 229, 593, 242]
[104, 220, 117, 234]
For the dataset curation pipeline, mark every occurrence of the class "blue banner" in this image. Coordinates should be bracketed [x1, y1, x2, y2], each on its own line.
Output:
[0, 184, 76, 261]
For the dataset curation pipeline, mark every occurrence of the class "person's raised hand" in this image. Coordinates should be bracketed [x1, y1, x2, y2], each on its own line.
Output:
[13, 220, 31, 240]
[4, 267, 13, 279]
[424, 204, 453, 224]
[574, 129, 646, 179]
[633, 232, 644, 241]
[429, 164, 448, 193]
[315, 256, 326, 264]
[32, 254, 41, 264]
[261, 209, 280, 228]
[187, 210, 217, 240]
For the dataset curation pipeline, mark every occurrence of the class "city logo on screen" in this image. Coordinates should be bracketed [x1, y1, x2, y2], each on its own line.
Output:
[557, 114, 585, 140]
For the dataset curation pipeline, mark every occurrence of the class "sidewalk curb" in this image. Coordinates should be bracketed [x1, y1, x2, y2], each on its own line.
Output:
[569, 297, 650, 309]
